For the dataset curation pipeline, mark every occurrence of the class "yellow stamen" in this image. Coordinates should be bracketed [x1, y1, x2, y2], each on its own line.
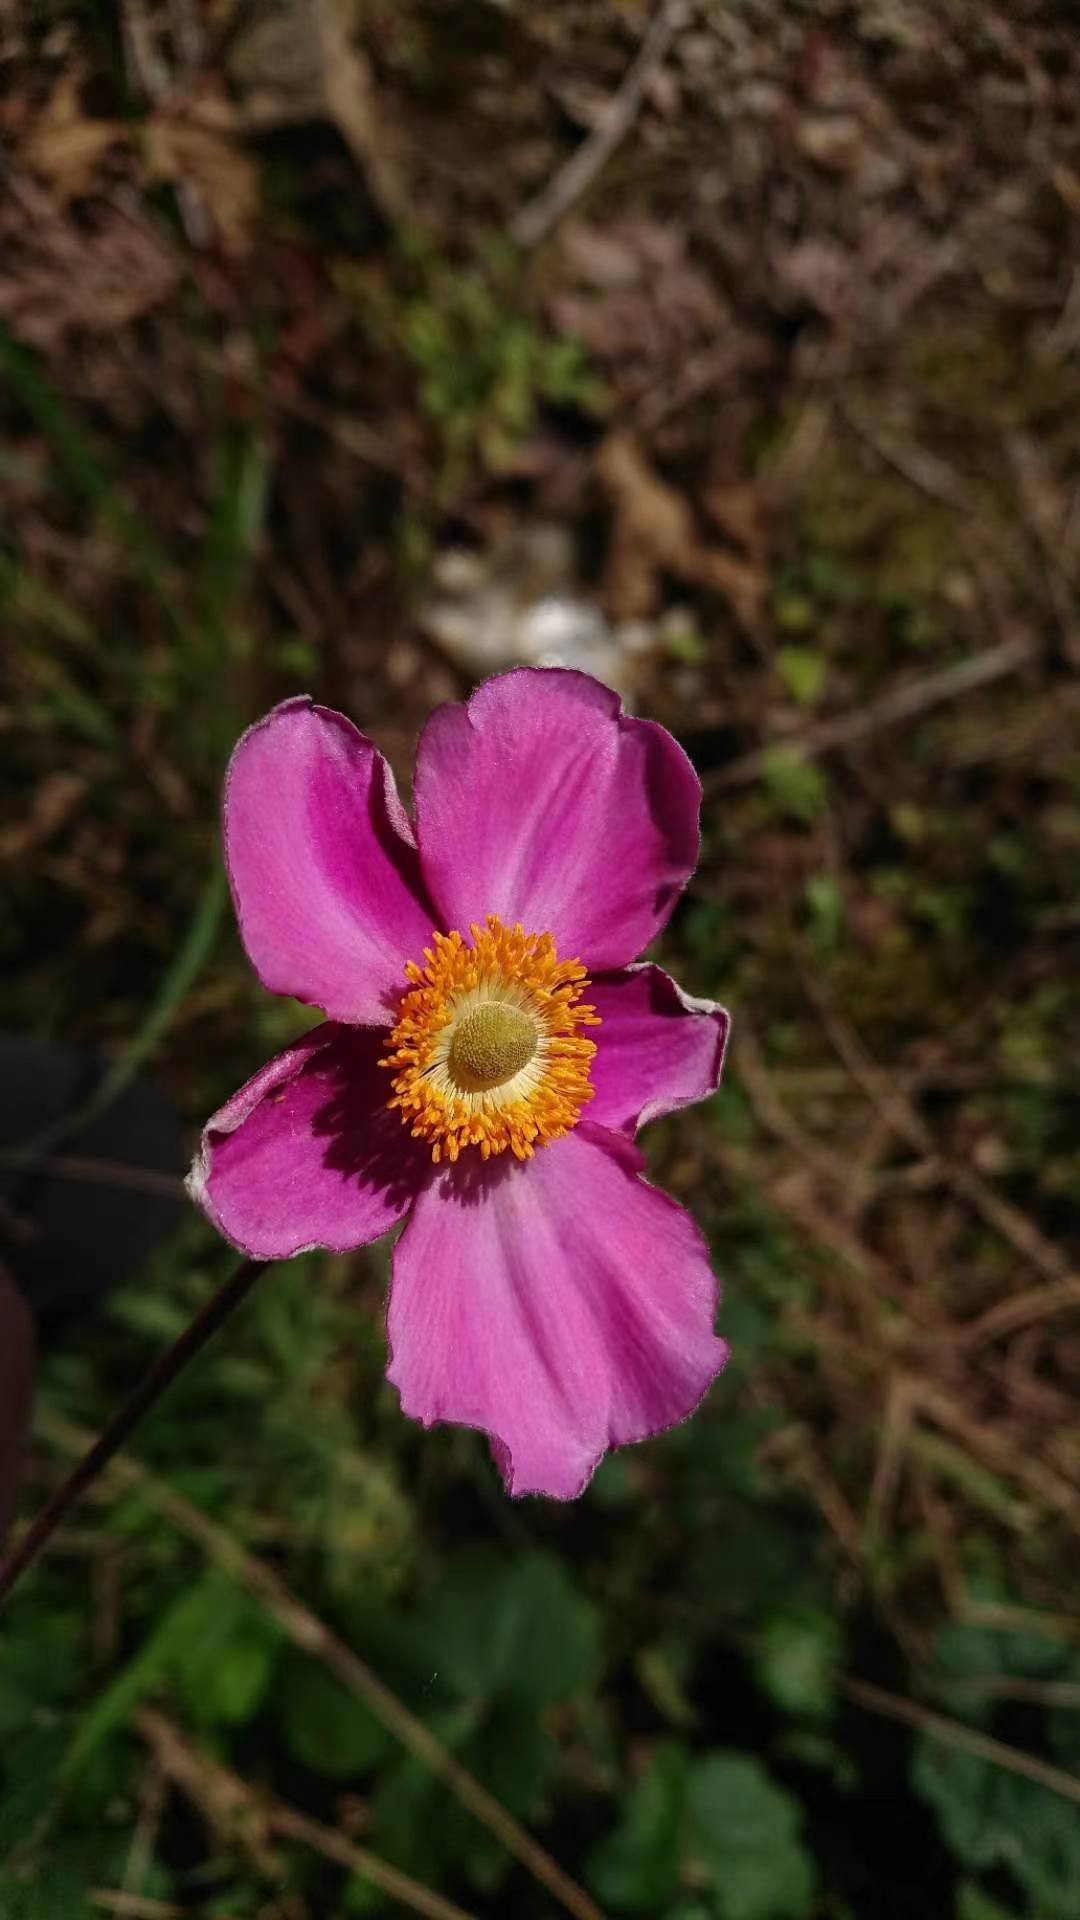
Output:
[381, 915, 600, 1163]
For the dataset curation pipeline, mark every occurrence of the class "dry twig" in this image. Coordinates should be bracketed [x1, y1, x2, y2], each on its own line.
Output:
[0, 1259, 268, 1605]
[841, 1675, 1080, 1810]
[137, 1709, 478, 1920]
[840, 402, 975, 512]
[39, 1411, 607, 1920]
[711, 633, 1041, 790]
[802, 971, 1080, 1316]
[91, 1895, 182, 1919]
[511, 0, 685, 249]
[957, 1277, 1080, 1351]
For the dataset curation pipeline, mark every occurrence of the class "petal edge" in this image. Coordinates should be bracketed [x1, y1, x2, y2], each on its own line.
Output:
[188, 1024, 424, 1259]
[386, 1122, 727, 1499]
[588, 964, 730, 1136]
[224, 697, 436, 1025]
[413, 669, 700, 970]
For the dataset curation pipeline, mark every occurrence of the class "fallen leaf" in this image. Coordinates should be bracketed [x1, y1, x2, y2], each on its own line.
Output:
[550, 217, 726, 401]
[596, 431, 698, 618]
[776, 238, 852, 321]
[144, 83, 260, 255]
[694, 548, 766, 630]
[596, 432, 765, 628]
[227, 0, 409, 225]
[24, 68, 124, 202]
[796, 111, 865, 172]
[0, 169, 178, 350]
[703, 481, 766, 559]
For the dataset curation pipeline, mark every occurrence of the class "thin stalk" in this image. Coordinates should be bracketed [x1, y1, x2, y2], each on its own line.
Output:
[9, 862, 227, 1166]
[41, 1411, 609, 1920]
[0, 1255, 268, 1606]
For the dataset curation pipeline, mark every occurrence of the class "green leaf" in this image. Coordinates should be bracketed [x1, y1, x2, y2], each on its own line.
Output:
[760, 751, 829, 825]
[373, 1757, 445, 1890]
[637, 1639, 698, 1729]
[419, 1550, 597, 1709]
[460, 1708, 557, 1888]
[0, 1725, 70, 1860]
[588, 1741, 690, 1912]
[777, 647, 826, 706]
[505, 1555, 599, 1708]
[276, 1657, 391, 1777]
[773, 592, 816, 633]
[754, 1607, 841, 1720]
[172, 1580, 280, 1729]
[65, 1585, 216, 1779]
[0, 1608, 82, 1736]
[684, 1753, 817, 1920]
[956, 1884, 1023, 1920]
[19, 858, 227, 1161]
[804, 875, 844, 954]
[777, 1727, 858, 1791]
[0, 1857, 94, 1919]
[418, 1549, 522, 1701]
[65, 1573, 279, 1777]
[914, 1740, 1080, 1918]
[373, 1691, 557, 1893]
[665, 620, 709, 666]
[1050, 1695, 1080, 1776]
[687, 1509, 824, 1628]
[927, 1622, 1065, 1723]
[466, 1703, 555, 1817]
[344, 1868, 390, 1914]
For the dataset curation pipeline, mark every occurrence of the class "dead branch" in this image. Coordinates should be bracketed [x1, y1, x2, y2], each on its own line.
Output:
[511, 0, 686, 249]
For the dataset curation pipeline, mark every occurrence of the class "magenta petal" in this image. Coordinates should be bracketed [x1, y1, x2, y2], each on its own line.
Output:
[225, 698, 436, 1024]
[588, 965, 729, 1136]
[386, 1125, 727, 1498]
[412, 669, 700, 969]
[187, 1025, 426, 1259]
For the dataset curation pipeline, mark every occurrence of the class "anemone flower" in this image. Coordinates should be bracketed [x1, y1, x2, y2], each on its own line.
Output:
[189, 669, 730, 1497]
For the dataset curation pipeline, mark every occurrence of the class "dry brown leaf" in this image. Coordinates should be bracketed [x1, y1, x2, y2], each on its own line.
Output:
[24, 69, 125, 202]
[795, 111, 865, 173]
[0, 170, 178, 350]
[693, 549, 766, 630]
[596, 431, 698, 618]
[703, 480, 766, 558]
[144, 84, 260, 255]
[227, 0, 409, 224]
[550, 217, 725, 401]
[597, 432, 765, 628]
[776, 237, 851, 321]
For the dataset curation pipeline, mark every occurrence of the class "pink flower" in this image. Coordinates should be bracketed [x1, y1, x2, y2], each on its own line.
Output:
[188, 670, 730, 1498]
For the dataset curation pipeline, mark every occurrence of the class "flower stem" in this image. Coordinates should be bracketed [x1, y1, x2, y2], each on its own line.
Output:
[0, 1254, 268, 1607]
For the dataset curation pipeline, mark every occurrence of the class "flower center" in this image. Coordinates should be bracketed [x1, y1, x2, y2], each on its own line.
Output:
[381, 915, 600, 1164]
[448, 1001, 537, 1091]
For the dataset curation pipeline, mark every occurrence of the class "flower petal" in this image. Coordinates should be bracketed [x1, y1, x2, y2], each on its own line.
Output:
[412, 669, 700, 969]
[225, 698, 437, 1024]
[187, 1025, 426, 1259]
[386, 1124, 727, 1498]
[588, 965, 729, 1136]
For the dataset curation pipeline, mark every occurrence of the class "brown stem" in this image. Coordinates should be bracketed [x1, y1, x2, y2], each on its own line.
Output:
[0, 1255, 268, 1607]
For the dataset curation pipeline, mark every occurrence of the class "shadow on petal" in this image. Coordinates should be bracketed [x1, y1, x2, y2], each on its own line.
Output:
[196, 1025, 431, 1259]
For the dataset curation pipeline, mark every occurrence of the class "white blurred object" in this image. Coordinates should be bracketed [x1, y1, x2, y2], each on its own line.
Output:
[420, 523, 654, 698]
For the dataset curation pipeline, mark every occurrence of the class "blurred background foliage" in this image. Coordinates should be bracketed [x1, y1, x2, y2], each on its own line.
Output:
[1, 0, 1079, 1916]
